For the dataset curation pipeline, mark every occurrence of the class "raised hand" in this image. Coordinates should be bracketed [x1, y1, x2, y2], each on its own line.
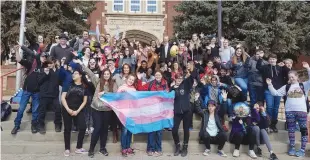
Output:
[221, 90, 228, 100]
[213, 68, 218, 75]
[194, 93, 200, 101]
[266, 78, 272, 85]
[302, 61, 310, 69]
[278, 62, 285, 67]
[72, 51, 78, 56]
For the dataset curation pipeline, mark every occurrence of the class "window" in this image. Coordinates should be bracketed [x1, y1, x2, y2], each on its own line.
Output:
[130, 0, 141, 12]
[146, 0, 157, 13]
[113, 0, 124, 12]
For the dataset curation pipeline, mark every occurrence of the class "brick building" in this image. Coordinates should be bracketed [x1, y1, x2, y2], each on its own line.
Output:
[87, 0, 181, 44]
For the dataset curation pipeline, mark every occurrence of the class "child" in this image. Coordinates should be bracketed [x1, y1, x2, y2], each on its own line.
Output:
[118, 74, 137, 157]
[266, 61, 310, 157]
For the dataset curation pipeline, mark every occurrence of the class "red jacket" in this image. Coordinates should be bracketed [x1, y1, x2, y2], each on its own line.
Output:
[137, 79, 169, 91]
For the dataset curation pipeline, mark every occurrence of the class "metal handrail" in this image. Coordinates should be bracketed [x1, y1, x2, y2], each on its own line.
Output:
[1, 67, 24, 101]
[1, 67, 24, 78]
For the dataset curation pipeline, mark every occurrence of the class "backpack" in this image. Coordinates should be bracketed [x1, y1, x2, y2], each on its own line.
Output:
[285, 83, 309, 112]
[1, 101, 12, 121]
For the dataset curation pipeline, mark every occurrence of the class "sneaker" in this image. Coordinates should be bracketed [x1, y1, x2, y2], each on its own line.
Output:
[154, 151, 163, 157]
[270, 153, 278, 160]
[55, 125, 62, 132]
[38, 125, 46, 134]
[75, 148, 88, 154]
[31, 125, 38, 134]
[90, 127, 94, 133]
[127, 148, 135, 155]
[147, 151, 154, 156]
[288, 147, 296, 156]
[11, 126, 20, 134]
[72, 126, 77, 133]
[256, 147, 262, 157]
[270, 125, 278, 133]
[64, 150, 70, 157]
[295, 149, 305, 157]
[85, 129, 89, 136]
[88, 150, 94, 158]
[121, 149, 127, 157]
[99, 148, 109, 156]
[218, 150, 227, 157]
[203, 149, 211, 156]
[233, 149, 240, 157]
[248, 150, 257, 159]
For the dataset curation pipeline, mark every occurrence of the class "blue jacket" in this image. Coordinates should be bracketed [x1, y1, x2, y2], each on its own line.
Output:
[224, 57, 250, 78]
[201, 84, 228, 106]
[59, 66, 72, 92]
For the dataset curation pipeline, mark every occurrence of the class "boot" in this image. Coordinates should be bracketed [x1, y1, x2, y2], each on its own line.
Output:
[181, 144, 188, 157]
[174, 143, 181, 156]
[270, 120, 278, 133]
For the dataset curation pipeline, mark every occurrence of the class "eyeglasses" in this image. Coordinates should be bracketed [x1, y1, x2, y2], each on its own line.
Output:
[55, 37, 59, 39]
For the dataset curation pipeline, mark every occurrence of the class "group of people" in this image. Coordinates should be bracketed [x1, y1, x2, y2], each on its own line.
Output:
[10, 31, 310, 159]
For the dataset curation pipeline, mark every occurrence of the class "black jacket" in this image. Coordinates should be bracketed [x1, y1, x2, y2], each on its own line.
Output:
[220, 75, 234, 86]
[157, 43, 171, 63]
[171, 71, 197, 114]
[256, 58, 290, 89]
[38, 69, 60, 98]
[198, 101, 227, 138]
[19, 46, 43, 93]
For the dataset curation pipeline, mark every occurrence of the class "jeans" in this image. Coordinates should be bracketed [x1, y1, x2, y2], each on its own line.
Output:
[89, 109, 111, 151]
[172, 111, 191, 145]
[62, 107, 86, 150]
[38, 97, 62, 127]
[234, 78, 248, 100]
[248, 85, 265, 107]
[147, 131, 163, 152]
[264, 90, 281, 120]
[121, 126, 132, 150]
[84, 96, 93, 130]
[14, 91, 40, 127]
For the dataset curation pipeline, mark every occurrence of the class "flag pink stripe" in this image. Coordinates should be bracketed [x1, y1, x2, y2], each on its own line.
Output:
[105, 97, 174, 109]
[129, 109, 174, 124]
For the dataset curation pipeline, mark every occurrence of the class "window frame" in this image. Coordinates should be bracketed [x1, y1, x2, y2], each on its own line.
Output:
[113, 0, 124, 12]
[146, 0, 157, 13]
[129, 0, 141, 13]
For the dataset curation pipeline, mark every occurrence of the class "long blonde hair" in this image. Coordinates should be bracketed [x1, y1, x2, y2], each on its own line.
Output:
[232, 47, 247, 64]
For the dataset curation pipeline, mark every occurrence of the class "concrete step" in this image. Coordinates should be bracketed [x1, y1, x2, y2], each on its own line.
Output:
[2, 140, 309, 155]
[0, 129, 299, 144]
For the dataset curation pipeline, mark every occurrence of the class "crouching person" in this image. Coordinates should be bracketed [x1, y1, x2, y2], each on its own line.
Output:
[197, 90, 228, 157]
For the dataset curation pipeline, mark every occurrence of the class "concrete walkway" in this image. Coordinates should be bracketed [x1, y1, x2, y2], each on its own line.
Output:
[2, 152, 309, 160]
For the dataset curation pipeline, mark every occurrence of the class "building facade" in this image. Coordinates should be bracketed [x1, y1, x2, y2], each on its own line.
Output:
[87, 0, 181, 44]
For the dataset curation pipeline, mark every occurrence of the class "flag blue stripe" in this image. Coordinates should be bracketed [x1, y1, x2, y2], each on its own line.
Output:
[125, 118, 174, 134]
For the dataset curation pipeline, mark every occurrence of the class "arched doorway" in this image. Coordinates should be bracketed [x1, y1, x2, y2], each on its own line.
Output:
[120, 30, 158, 46]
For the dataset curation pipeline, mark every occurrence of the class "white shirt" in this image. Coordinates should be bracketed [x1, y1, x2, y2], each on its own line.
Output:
[206, 117, 218, 137]
[268, 69, 310, 112]
[164, 43, 169, 58]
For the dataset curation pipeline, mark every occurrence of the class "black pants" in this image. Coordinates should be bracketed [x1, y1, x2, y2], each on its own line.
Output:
[172, 111, 191, 145]
[204, 132, 227, 150]
[110, 111, 120, 130]
[38, 97, 62, 127]
[89, 109, 112, 151]
[231, 132, 255, 150]
[62, 107, 86, 150]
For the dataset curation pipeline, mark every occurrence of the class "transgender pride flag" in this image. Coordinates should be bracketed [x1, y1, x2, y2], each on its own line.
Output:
[100, 91, 175, 134]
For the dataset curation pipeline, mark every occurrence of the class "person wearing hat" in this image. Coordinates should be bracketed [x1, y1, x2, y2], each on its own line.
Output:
[197, 90, 228, 157]
[50, 33, 74, 63]
[11, 42, 47, 134]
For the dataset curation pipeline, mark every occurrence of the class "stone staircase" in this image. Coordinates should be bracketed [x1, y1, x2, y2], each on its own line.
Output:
[2, 97, 310, 157]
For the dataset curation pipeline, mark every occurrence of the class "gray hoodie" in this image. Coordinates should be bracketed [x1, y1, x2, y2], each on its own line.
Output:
[247, 56, 268, 86]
